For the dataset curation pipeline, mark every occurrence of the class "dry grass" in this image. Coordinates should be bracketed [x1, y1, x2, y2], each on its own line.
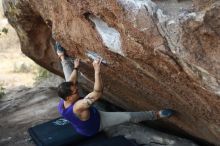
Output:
[0, 9, 55, 93]
[0, 3, 59, 92]
[0, 29, 36, 89]
[0, 23, 49, 91]
[0, 1, 53, 91]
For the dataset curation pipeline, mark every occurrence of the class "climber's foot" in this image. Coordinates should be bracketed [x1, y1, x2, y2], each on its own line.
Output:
[157, 109, 174, 119]
[55, 42, 65, 60]
[57, 52, 65, 60]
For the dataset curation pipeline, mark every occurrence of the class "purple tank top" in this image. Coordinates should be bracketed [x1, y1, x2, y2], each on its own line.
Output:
[58, 99, 100, 136]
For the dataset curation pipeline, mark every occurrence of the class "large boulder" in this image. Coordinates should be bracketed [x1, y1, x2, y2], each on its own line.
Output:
[2, 0, 220, 145]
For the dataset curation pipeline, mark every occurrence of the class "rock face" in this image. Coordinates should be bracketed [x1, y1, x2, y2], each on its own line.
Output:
[2, 0, 220, 145]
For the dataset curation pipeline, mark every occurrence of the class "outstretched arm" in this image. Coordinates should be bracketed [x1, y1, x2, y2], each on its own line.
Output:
[74, 58, 103, 111]
[69, 58, 80, 84]
[93, 58, 103, 93]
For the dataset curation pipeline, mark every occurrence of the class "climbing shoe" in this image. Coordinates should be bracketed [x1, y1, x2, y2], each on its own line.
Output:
[158, 109, 174, 118]
[55, 41, 65, 54]
[54, 41, 67, 59]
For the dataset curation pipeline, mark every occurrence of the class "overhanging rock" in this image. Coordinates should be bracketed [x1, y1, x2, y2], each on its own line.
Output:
[3, 0, 220, 145]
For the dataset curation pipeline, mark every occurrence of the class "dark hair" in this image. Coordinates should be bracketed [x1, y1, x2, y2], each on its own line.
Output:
[57, 82, 75, 100]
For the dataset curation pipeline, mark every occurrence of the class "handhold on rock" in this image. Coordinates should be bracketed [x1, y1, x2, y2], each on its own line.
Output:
[86, 50, 108, 65]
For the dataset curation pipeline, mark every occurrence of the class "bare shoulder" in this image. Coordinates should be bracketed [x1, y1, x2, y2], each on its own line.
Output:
[73, 92, 100, 113]
[73, 99, 84, 113]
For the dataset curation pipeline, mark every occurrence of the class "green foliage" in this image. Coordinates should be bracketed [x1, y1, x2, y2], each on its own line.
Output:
[8, 1, 19, 17]
[0, 27, 9, 36]
[34, 66, 51, 82]
[13, 62, 51, 83]
[0, 84, 5, 98]
[2, 27, 8, 35]
[13, 63, 33, 73]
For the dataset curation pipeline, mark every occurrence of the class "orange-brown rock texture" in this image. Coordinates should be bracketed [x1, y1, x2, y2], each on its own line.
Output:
[3, 0, 220, 145]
